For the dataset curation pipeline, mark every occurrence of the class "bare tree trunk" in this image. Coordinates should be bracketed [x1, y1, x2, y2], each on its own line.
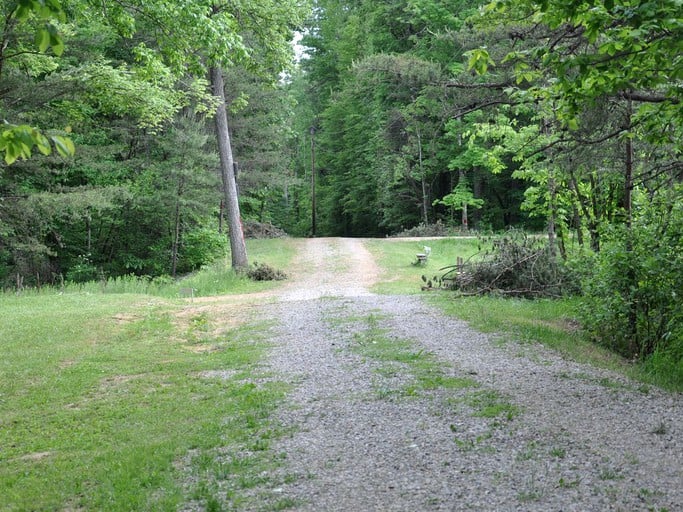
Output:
[624, 96, 637, 356]
[416, 127, 428, 224]
[210, 67, 248, 270]
[459, 169, 468, 230]
[171, 199, 181, 277]
[310, 126, 317, 237]
[171, 177, 184, 277]
[542, 119, 558, 257]
[547, 168, 558, 257]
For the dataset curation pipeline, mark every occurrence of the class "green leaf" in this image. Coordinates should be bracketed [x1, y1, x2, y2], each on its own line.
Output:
[36, 133, 52, 155]
[36, 27, 50, 53]
[465, 48, 496, 75]
[44, 23, 64, 55]
[4, 142, 20, 165]
[52, 135, 75, 158]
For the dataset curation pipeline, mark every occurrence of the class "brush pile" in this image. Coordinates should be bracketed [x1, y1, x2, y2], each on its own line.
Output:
[438, 230, 578, 298]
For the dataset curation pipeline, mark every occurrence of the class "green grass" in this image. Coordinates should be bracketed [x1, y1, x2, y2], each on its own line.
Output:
[465, 389, 520, 420]
[8, 238, 298, 299]
[0, 293, 289, 511]
[338, 307, 522, 429]
[363, 237, 483, 294]
[346, 313, 478, 399]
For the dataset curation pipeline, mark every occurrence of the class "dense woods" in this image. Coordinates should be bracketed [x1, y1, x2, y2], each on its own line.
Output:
[1, 1, 681, 373]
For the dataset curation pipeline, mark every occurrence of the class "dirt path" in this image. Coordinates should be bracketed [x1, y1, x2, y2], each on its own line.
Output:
[236, 238, 682, 511]
[277, 237, 381, 301]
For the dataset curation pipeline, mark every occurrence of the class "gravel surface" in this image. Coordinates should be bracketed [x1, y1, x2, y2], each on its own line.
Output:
[250, 238, 683, 511]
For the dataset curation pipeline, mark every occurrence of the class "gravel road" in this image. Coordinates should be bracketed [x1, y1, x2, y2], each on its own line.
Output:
[250, 238, 682, 511]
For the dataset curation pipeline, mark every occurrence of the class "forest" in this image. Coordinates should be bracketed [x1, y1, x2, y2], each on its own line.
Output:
[1, 1, 681, 372]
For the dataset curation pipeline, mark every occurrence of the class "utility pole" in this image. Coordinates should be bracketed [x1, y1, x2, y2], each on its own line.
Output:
[310, 126, 317, 237]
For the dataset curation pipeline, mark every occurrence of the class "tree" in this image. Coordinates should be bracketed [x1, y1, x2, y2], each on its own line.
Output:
[211, 67, 248, 268]
[1, 0, 309, 283]
[0, 0, 75, 164]
[467, 0, 682, 359]
[123, 0, 308, 269]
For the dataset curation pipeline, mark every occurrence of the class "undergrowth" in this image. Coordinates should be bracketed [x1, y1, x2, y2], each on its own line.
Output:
[2, 239, 295, 299]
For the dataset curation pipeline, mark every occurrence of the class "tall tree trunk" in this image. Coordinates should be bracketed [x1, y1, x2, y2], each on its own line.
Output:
[171, 176, 184, 277]
[459, 169, 468, 230]
[310, 126, 317, 237]
[171, 199, 181, 277]
[543, 119, 557, 257]
[416, 127, 428, 225]
[210, 67, 248, 270]
[623, 96, 637, 356]
[547, 167, 558, 258]
[472, 169, 483, 228]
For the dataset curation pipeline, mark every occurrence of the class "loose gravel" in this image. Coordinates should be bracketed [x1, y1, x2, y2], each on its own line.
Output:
[245, 238, 682, 511]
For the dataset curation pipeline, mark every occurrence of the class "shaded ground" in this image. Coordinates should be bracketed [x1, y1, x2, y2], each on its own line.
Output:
[193, 238, 683, 511]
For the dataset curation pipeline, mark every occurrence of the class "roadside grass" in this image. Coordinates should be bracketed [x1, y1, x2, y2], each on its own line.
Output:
[0, 293, 290, 511]
[7, 238, 298, 299]
[429, 294, 664, 388]
[363, 237, 483, 295]
[362, 237, 680, 391]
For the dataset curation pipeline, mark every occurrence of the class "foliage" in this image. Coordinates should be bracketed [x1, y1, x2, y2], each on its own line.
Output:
[460, 0, 682, 365]
[0, 124, 75, 165]
[392, 220, 454, 237]
[0, 0, 75, 164]
[479, 0, 683, 141]
[578, 192, 683, 361]
[0, 0, 309, 282]
[433, 179, 485, 214]
[180, 227, 227, 273]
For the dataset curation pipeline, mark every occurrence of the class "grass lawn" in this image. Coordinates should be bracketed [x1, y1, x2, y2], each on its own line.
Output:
[364, 237, 483, 295]
[0, 238, 299, 511]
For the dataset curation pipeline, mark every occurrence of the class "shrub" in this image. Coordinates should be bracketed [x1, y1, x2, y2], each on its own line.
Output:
[179, 227, 228, 272]
[393, 221, 453, 237]
[578, 193, 683, 361]
[65, 254, 100, 283]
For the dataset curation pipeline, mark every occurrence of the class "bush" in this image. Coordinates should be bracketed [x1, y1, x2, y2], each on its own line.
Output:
[393, 221, 453, 237]
[578, 194, 683, 361]
[65, 254, 100, 283]
[179, 227, 228, 273]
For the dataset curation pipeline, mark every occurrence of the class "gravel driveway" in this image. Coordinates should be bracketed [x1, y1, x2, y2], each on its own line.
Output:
[251, 238, 682, 511]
